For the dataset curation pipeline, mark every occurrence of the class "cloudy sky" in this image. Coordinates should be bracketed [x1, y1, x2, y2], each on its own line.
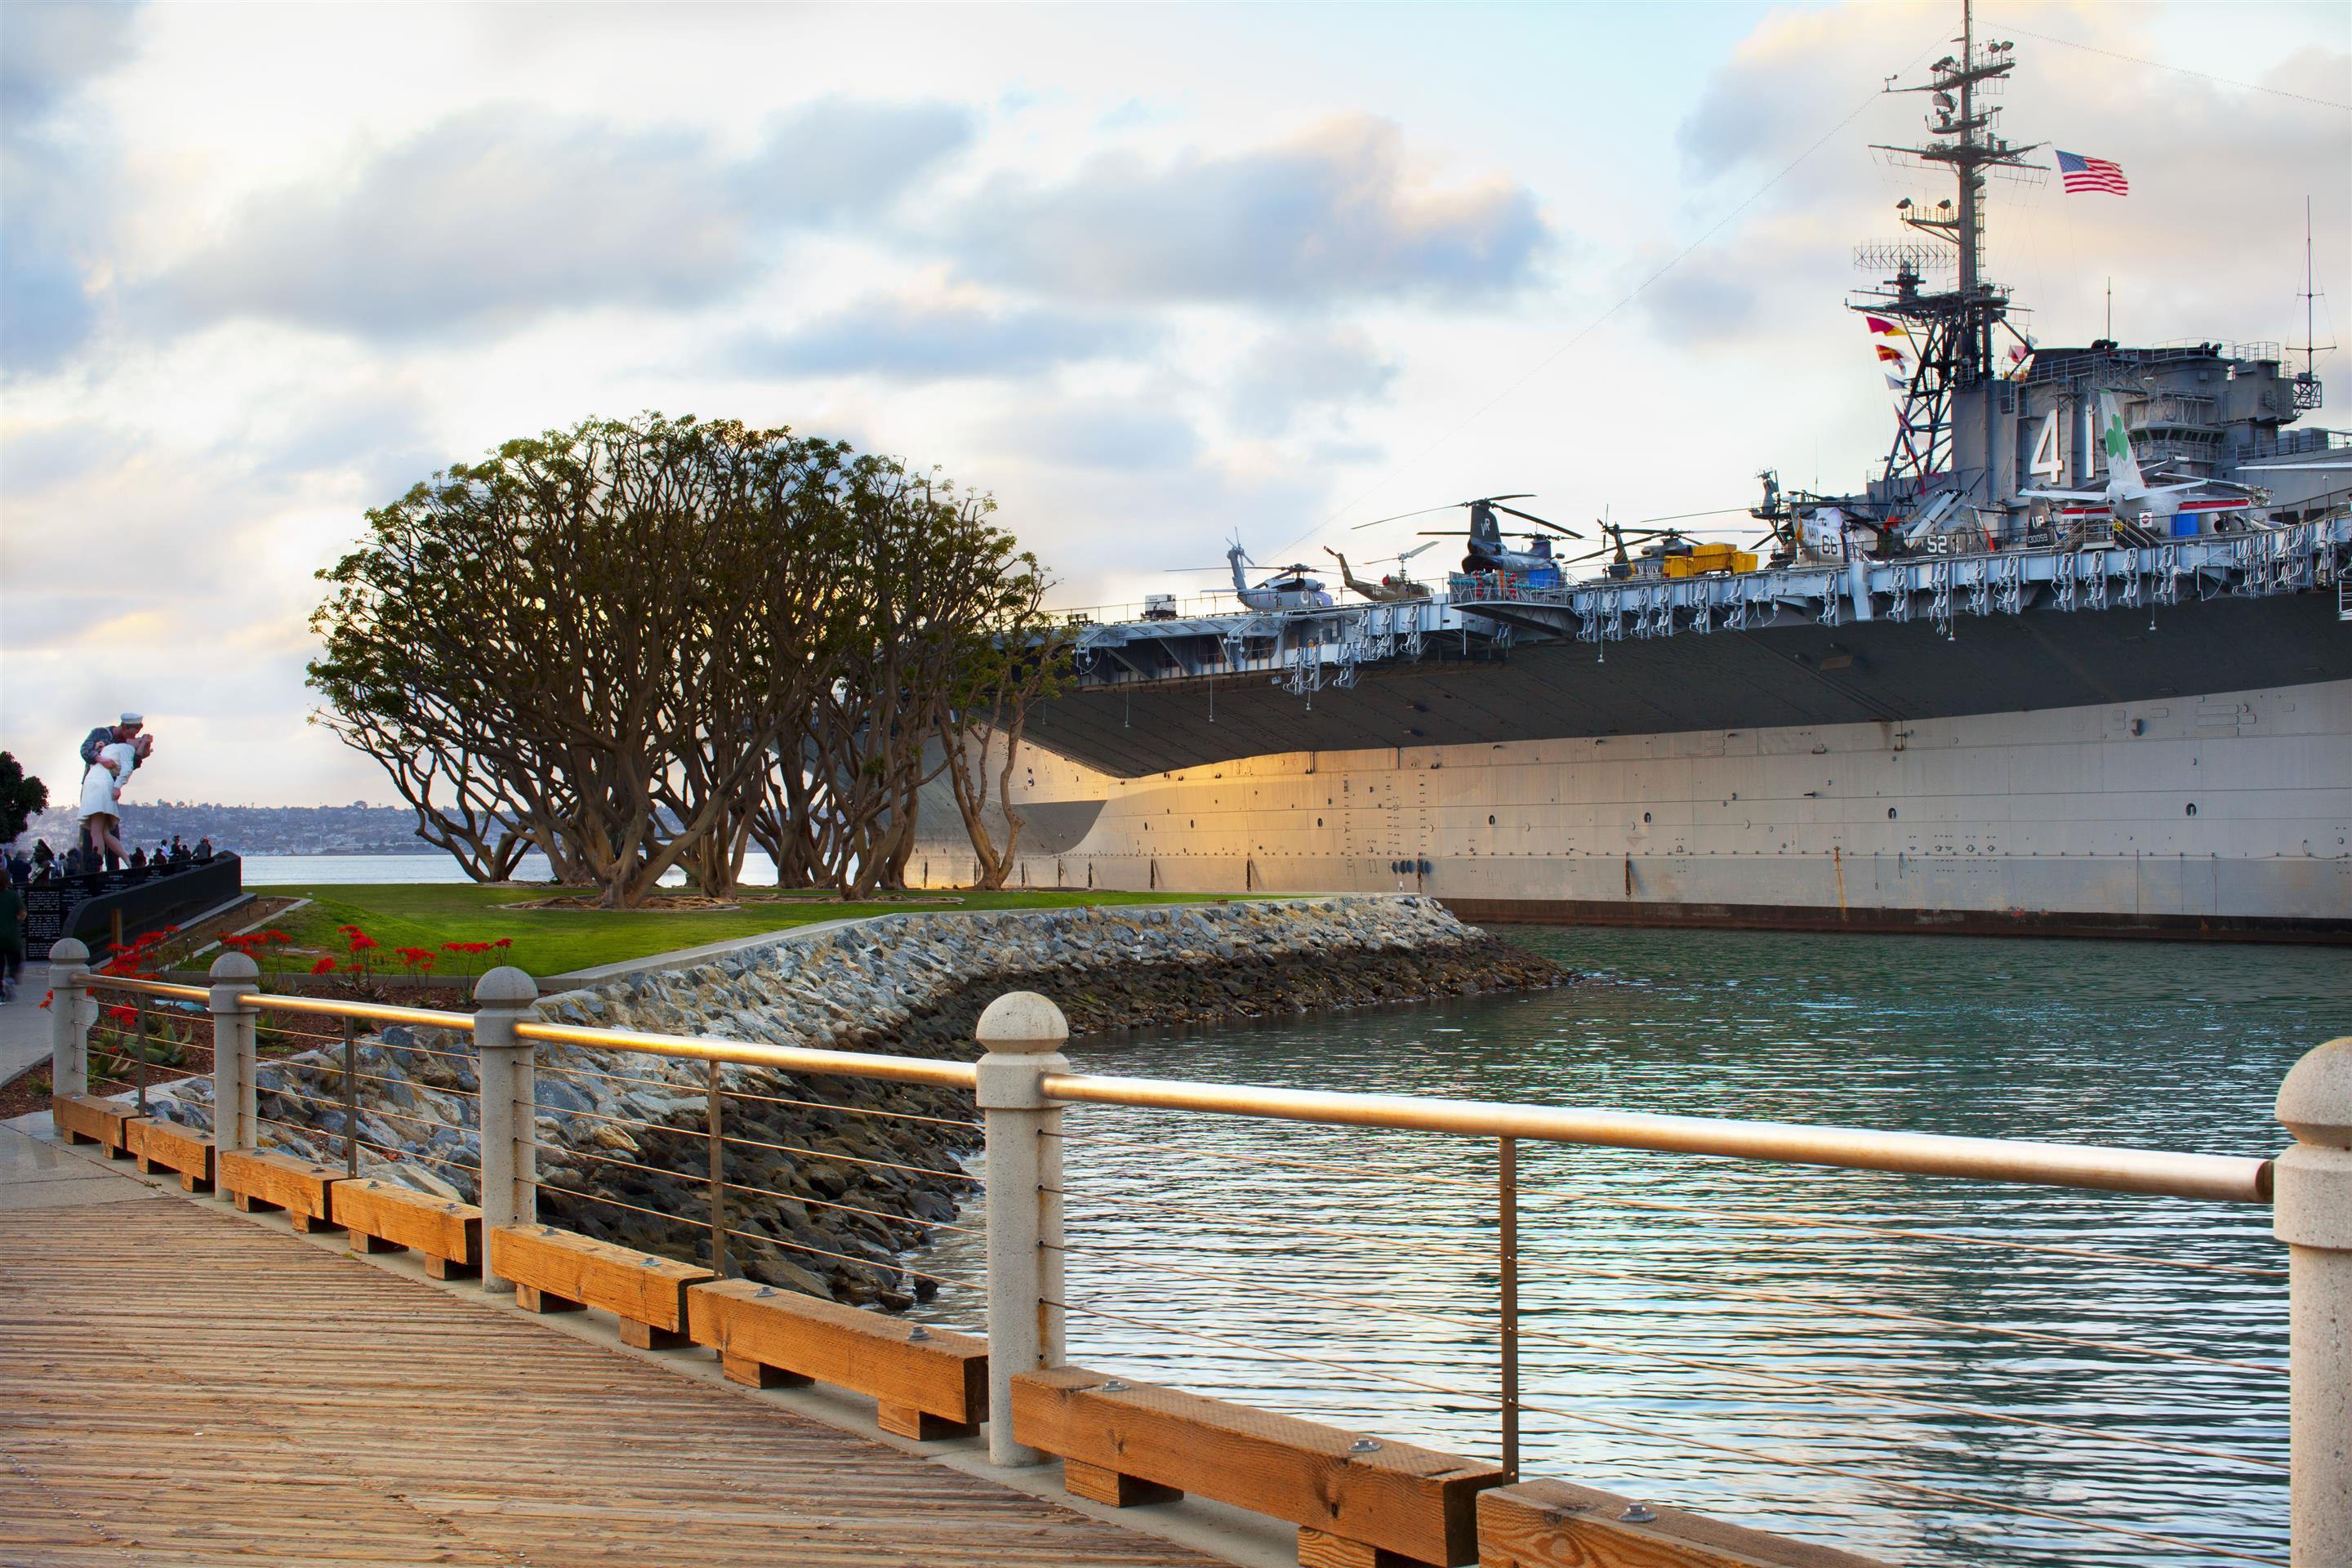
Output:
[2, 0, 2345, 808]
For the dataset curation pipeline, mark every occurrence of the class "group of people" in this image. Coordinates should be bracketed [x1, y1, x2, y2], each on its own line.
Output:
[0, 713, 180, 1004]
[7, 833, 214, 888]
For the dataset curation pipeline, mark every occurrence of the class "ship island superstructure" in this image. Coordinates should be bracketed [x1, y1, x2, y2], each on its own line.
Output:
[911, 8, 2352, 942]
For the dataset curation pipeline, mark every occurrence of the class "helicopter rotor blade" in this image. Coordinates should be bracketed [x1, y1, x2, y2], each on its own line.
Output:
[1396, 541, 1441, 563]
[1634, 506, 1757, 526]
[1488, 502, 1584, 539]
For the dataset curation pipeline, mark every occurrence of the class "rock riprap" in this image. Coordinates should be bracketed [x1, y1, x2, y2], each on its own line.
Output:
[140, 896, 1564, 1307]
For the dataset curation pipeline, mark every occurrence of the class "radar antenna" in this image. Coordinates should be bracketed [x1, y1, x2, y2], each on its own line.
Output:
[1854, 0, 2044, 501]
[2292, 195, 2331, 412]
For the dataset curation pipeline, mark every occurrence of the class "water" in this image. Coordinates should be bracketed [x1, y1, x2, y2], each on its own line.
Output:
[915, 926, 2346, 1567]
[238, 853, 777, 887]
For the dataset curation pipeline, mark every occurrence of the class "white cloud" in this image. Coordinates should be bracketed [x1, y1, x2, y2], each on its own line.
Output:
[740, 293, 1150, 381]
[1228, 327, 1399, 434]
[947, 115, 1554, 305]
[142, 100, 977, 342]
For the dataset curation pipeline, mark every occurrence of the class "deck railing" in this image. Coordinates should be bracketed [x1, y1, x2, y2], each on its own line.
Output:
[47, 940, 2349, 1568]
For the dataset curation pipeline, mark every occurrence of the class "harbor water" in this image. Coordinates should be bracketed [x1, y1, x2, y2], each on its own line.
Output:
[915, 926, 2346, 1568]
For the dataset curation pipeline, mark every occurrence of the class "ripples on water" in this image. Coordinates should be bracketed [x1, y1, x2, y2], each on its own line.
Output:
[915, 927, 2350, 1567]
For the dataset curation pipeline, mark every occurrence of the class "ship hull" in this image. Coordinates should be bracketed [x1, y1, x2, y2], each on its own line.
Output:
[912, 604, 2352, 944]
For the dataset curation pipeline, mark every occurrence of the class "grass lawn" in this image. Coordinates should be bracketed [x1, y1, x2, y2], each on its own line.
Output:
[256, 884, 1250, 979]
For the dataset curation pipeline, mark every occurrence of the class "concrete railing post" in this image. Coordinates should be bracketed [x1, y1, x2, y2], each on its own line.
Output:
[976, 991, 1069, 1467]
[47, 938, 91, 1098]
[2277, 1035, 2352, 1567]
[207, 952, 261, 1151]
[473, 966, 540, 1294]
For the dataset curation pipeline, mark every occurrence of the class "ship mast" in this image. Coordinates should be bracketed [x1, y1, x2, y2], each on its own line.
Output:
[2292, 195, 2330, 412]
[1855, 0, 2042, 499]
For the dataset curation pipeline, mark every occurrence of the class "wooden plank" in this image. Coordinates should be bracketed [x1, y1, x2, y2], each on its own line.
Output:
[490, 1223, 711, 1335]
[1477, 1481, 1895, 1568]
[516, 1281, 586, 1315]
[219, 1149, 345, 1232]
[1303, 1526, 1431, 1568]
[0, 1196, 1234, 1568]
[721, 1349, 813, 1390]
[51, 1094, 142, 1156]
[1065, 1458, 1183, 1509]
[684, 1278, 987, 1430]
[333, 1178, 481, 1270]
[124, 1116, 214, 1192]
[1013, 1366, 1506, 1567]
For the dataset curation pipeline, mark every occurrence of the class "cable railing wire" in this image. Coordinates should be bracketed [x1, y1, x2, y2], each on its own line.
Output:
[1048, 1188, 1494, 1264]
[1566, 1188, 2287, 1280]
[1049, 1232, 2284, 1472]
[1051, 1298, 2283, 1566]
[532, 1179, 981, 1294]
[537, 1057, 979, 1131]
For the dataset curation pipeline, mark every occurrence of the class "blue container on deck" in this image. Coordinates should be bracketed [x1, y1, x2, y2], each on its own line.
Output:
[2171, 513, 2202, 538]
[1521, 566, 1561, 589]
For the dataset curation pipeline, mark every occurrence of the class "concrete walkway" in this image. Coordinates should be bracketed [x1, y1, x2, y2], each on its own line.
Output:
[0, 960, 54, 1087]
[0, 1116, 168, 1213]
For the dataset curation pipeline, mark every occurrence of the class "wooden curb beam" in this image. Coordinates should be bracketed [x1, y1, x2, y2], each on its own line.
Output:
[1013, 1365, 1507, 1568]
[685, 1277, 990, 1441]
[51, 1095, 142, 1159]
[219, 1149, 345, 1233]
[1477, 1481, 1895, 1568]
[334, 1179, 483, 1280]
[490, 1223, 713, 1349]
[124, 1117, 214, 1192]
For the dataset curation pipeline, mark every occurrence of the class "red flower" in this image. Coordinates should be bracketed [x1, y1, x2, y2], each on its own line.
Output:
[105, 1004, 135, 1027]
[38, 991, 52, 1010]
[348, 933, 379, 954]
[310, 957, 337, 975]
[492, 938, 512, 950]
[441, 941, 465, 952]
[264, 930, 291, 943]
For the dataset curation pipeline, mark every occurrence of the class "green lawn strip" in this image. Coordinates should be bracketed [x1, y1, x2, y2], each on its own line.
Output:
[261, 884, 1248, 978]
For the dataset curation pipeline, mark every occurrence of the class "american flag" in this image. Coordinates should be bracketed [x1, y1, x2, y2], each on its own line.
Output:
[2056, 150, 2128, 194]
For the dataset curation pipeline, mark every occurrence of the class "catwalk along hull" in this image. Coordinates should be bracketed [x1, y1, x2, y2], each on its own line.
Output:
[911, 595, 2352, 942]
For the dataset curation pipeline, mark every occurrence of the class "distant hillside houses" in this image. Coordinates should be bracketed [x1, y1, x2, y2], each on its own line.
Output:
[14, 800, 424, 857]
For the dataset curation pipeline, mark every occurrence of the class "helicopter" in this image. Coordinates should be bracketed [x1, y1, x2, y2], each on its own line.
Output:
[1324, 541, 1439, 603]
[1163, 538, 1334, 611]
[1353, 495, 1583, 576]
[1560, 505, 1773, 579]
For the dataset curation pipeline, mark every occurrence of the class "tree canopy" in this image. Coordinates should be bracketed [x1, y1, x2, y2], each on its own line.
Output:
[0, 752, 47, 844]
[310, 413, 1069, 906]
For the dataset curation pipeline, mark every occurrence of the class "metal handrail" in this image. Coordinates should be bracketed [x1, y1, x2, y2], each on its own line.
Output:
[513, 1018, 979, 1090]
[1036, 1071, 2273, 1203]
[84, 973, 2268, 1201]
[91, 975, 475, 1031]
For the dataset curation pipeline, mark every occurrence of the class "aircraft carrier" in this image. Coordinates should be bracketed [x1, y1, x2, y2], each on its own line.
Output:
[913, 8, 2352, 942]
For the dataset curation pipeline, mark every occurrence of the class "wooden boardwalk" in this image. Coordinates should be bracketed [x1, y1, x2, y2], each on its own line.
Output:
[0, 1191, 1221, 1567]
